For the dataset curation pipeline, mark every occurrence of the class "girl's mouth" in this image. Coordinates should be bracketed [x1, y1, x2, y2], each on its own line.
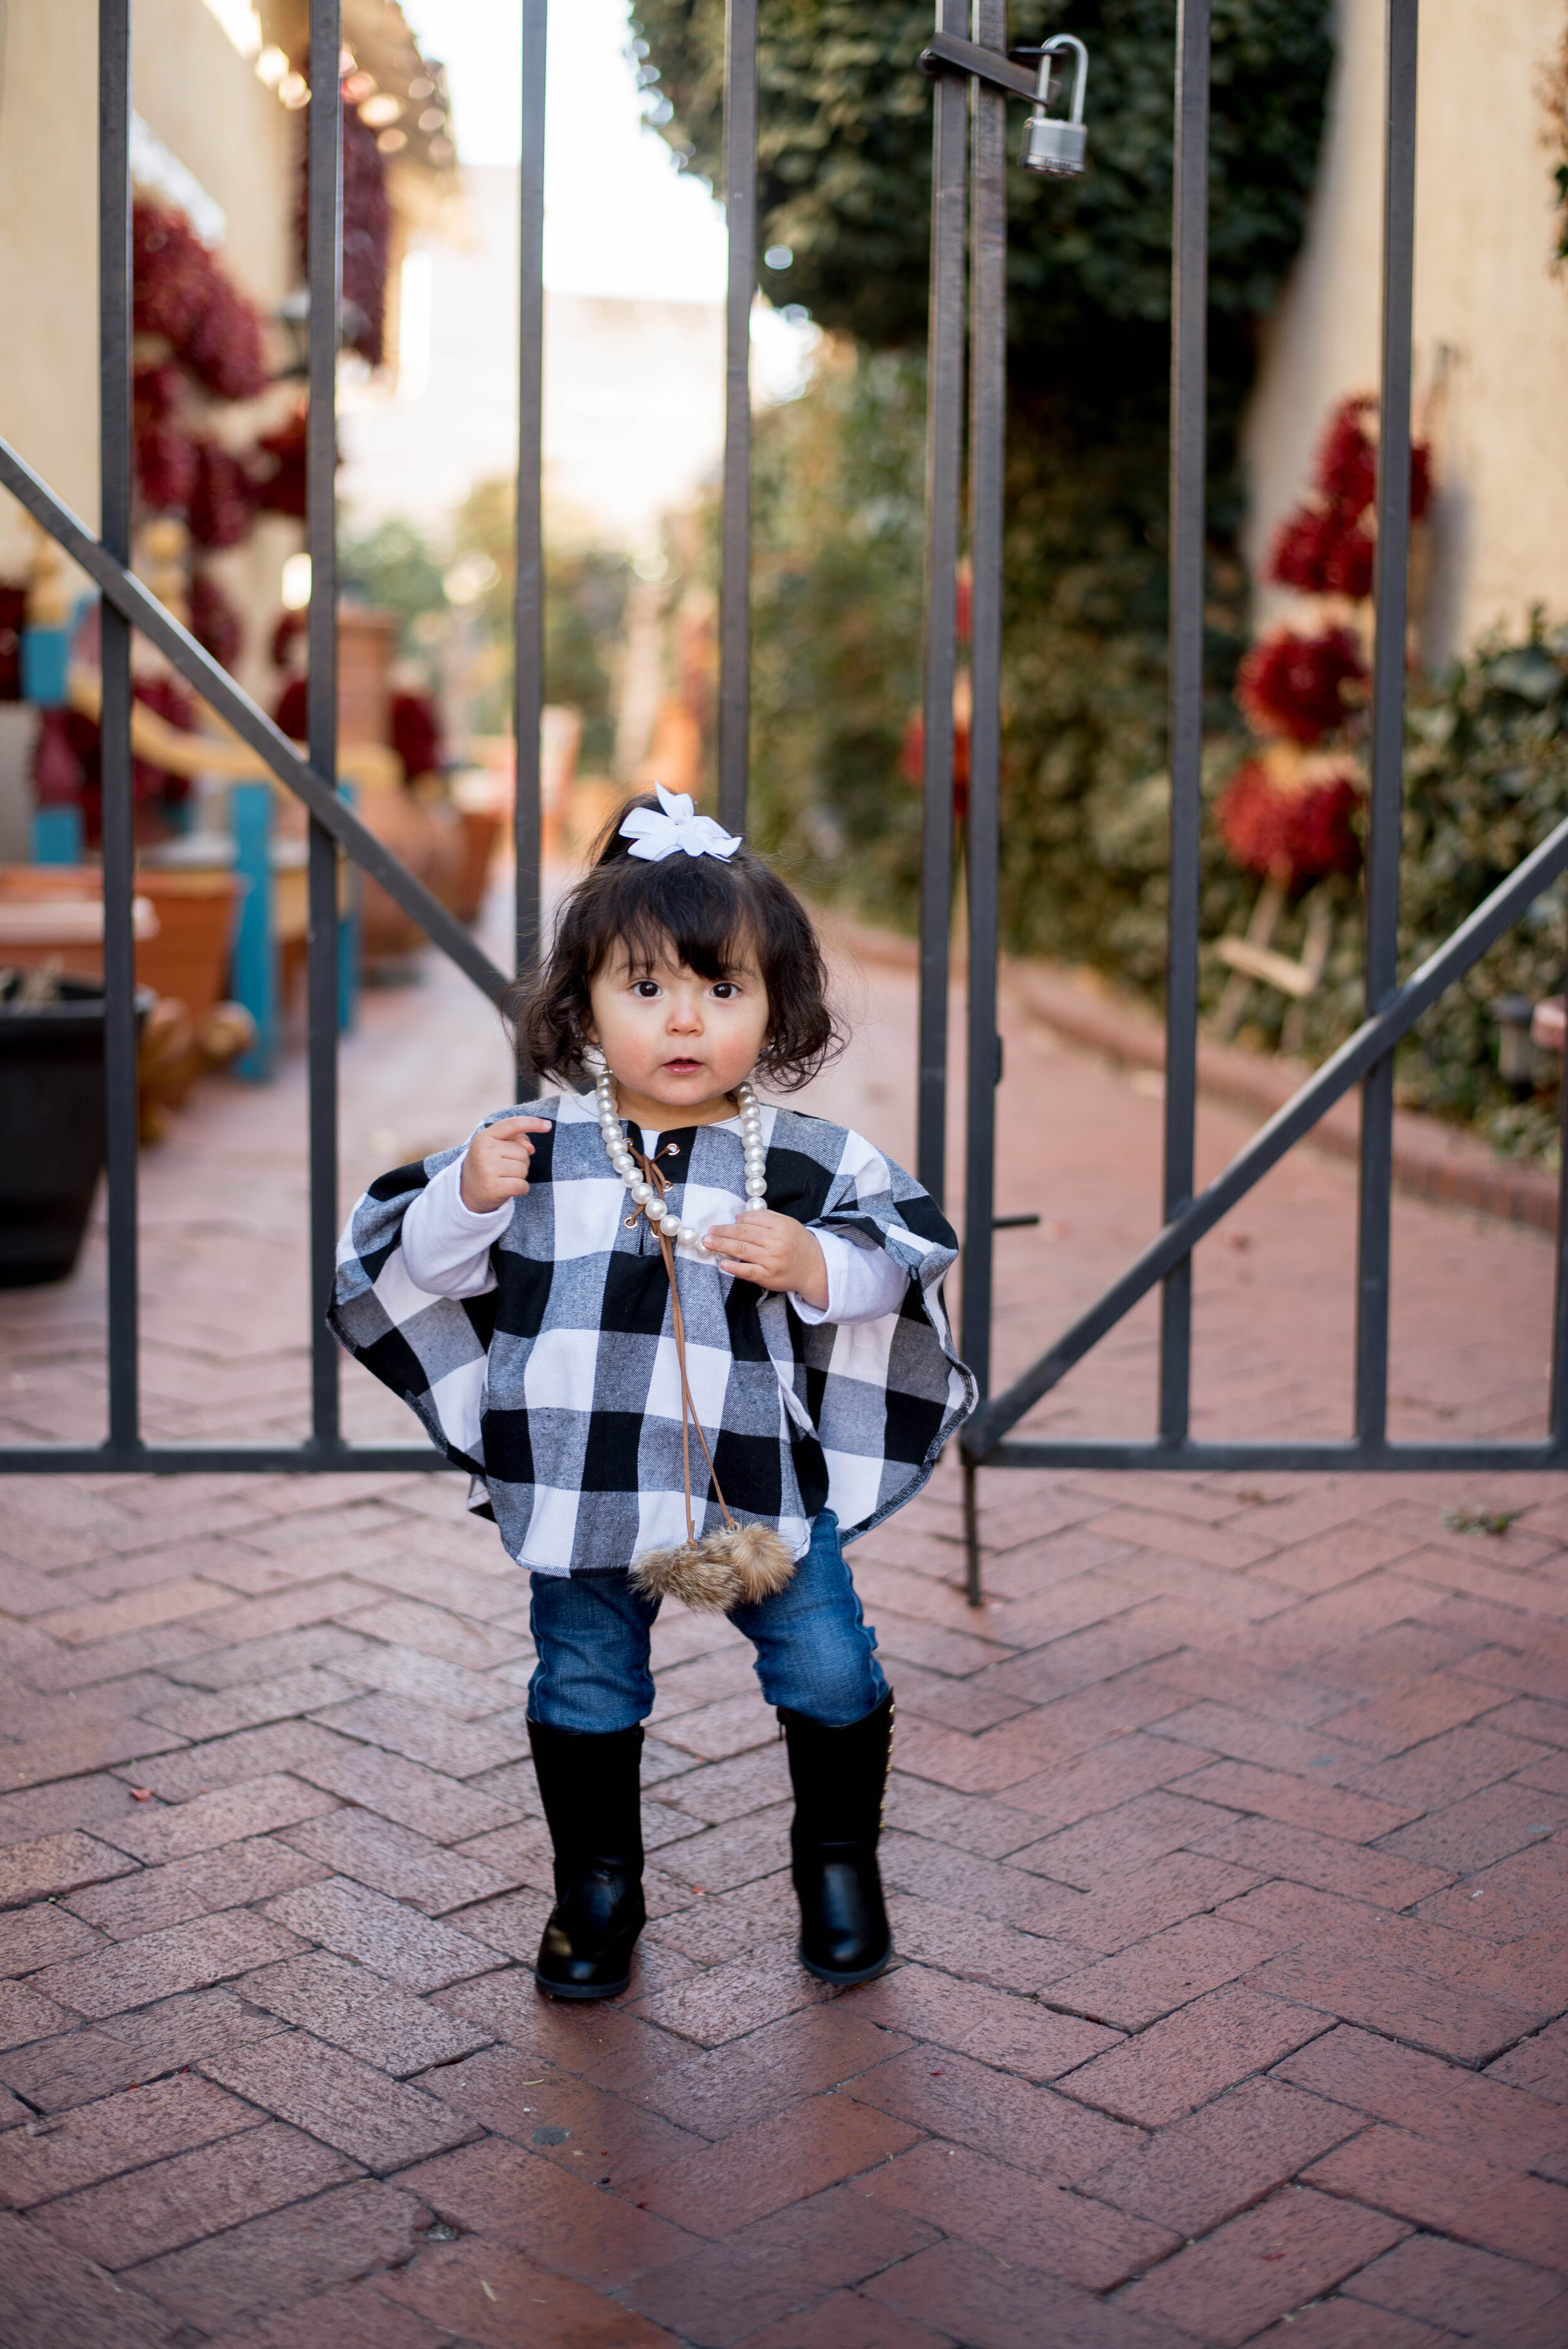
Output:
[664, 1058, 702, 1073]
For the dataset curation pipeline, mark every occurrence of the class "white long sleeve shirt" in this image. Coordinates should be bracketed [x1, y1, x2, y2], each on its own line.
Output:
[400, 1142, 909, 1327]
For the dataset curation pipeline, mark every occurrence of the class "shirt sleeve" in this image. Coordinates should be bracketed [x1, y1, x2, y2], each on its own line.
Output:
[398, 1152, 511, 1298]
[789, 1224, 911, 1327]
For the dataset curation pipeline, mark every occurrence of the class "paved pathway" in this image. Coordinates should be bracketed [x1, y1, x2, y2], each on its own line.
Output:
[2, 902, 1567, 2346]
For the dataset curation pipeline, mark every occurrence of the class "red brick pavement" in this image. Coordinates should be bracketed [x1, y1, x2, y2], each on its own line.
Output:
[2, 917, 1568, 2343]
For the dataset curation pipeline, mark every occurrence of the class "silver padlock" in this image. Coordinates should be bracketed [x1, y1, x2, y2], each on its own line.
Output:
[1019, 33, 1088, 178]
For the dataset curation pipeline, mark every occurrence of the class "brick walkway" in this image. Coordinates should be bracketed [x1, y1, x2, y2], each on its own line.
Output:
[3, 911, 1567, 2346]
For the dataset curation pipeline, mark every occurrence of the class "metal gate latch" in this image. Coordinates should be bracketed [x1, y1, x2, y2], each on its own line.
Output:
[917, 27, 1091, 181]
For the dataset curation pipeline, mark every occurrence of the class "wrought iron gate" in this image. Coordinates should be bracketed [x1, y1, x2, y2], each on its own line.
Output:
[3, 1, 1568, 1545]
[928, 0, 1568, 1603]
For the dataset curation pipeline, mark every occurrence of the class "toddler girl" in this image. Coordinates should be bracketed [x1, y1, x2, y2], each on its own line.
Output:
[331, 787, 975, 2000]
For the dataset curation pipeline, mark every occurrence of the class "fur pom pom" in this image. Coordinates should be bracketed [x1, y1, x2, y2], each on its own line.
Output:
[630, 1522, 798, 1613]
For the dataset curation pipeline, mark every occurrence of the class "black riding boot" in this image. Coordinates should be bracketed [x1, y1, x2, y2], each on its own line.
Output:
[527, 1719, 645, 2000]
[778, 1689, 894, 1986]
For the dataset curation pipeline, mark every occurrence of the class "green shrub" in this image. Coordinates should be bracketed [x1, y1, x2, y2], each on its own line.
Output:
[638, 0, 1328, 968]
[743, 338, 1254, 972]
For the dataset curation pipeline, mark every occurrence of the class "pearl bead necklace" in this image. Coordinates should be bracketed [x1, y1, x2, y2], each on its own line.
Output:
[594, 1072, 766, 1248]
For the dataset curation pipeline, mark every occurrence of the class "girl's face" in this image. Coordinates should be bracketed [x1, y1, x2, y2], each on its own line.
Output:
[586, 943, 770, 1124]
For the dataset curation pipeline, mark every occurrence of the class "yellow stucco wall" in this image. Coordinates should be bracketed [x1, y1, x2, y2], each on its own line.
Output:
[1244, 0, 1568, 665]
[0, 0, 293, 564]
[134, 3, 295, 314]
[0, 0, 103, 541]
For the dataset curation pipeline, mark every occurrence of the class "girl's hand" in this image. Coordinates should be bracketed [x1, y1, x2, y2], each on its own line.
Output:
[460, 1116, 552, 1213]
[704, 1210, 828, 1308]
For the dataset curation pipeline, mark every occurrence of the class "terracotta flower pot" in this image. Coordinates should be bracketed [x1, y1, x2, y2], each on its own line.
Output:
[133, 868, 245, 1024]
[356, 786, 465, 962]
[0, 864, 240, 1019]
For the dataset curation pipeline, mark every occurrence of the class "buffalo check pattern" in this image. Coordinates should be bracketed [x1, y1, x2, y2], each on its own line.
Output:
[330, 1089, 977, 1576]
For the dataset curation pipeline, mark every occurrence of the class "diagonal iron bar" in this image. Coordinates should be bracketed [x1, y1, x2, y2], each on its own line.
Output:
[965, 801, 1568, 1458]
[0, 437, 511, 1005]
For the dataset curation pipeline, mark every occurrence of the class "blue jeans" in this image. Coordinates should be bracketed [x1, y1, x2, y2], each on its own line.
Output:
[526, 1511, 887, 1734]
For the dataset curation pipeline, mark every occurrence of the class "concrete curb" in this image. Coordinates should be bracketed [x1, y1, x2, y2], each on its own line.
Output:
[812, 904, 1560, 1236]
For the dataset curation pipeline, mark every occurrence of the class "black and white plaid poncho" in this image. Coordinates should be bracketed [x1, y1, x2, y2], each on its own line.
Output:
[329, 1088, 976, 1577]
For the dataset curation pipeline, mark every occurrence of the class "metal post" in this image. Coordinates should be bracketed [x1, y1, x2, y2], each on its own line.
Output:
[918, 0, 968, 1209]
[962, 1455, 983, 1604]
[960, 0, 1007, 1603]
[515, 0, 547, 1066]
[1158, 0, 1210, 1444]
[99, 0, 138, 1460]
[1354, 0, 1417, 1446]
[718, 0, 757, 835]
[306, 0, 343, 1450]
[1554, 973, 1568, 1438]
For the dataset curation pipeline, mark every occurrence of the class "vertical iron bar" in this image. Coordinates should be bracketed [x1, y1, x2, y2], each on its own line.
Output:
[960, 0, 1007, 1606]
[718, 0, 757, 834]
[1354, 0, 1417, 1445]
[961, 0, 1005, 1397]
[100, 0, 138, 1458]
[962, 1456, 983, 1607]
[1158, 0, 1210, 1443]
[306, 0, 343, 1448]
[1554, 967, 1568, 1440]
[515, 0, 547, 1058]
[918, 4, 968, 1209]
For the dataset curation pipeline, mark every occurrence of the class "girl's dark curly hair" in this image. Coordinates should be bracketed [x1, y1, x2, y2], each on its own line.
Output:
[506, 793, 843, 1092]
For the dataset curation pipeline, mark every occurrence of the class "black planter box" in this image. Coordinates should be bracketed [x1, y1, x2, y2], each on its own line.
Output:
[0, 975, 146, 1288]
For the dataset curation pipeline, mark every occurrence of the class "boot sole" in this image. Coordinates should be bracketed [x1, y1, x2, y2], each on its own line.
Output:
[797, 1941, 893, 1988]
[534, 1968, 631, 2000]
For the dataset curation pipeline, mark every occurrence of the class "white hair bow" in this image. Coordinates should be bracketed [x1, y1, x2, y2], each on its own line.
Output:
[620, 782, 743, 863]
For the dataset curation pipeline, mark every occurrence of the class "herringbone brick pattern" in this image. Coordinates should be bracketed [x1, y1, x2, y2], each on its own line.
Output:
[2, 924, 1567, 2343]
[1, 1454, 1565, 2346]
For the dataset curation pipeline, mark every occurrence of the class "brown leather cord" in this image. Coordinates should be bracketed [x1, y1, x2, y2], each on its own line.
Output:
[632, 1147, 738, 1548]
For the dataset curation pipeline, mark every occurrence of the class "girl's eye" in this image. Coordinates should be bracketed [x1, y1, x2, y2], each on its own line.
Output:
[711, 982, 737, 999]
[633, 981, 661, 1000]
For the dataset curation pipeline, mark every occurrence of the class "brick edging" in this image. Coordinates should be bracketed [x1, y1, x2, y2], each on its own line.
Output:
[811, 903, 1560, 1234]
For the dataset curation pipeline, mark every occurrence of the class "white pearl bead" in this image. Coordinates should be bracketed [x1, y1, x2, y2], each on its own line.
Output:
[645, 1199, 667, 1222]
[628, 1179, 651, 1204]
[745, 1179, 766, 1200]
